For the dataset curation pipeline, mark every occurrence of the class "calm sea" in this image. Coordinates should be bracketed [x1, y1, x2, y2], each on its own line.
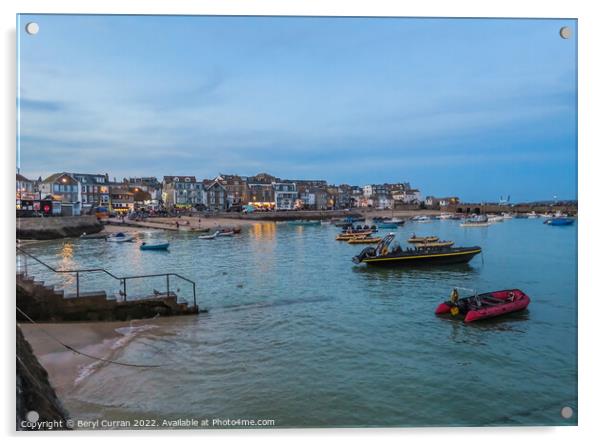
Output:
[20, 217, 577, 427]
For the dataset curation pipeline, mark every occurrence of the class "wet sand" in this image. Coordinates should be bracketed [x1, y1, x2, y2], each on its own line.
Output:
[19, 320, 133, 394]
[18, 317, 192, 396]
[104, 216, 256, 235]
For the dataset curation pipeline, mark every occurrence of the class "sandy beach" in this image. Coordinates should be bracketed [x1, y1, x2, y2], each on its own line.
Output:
[19, 316, 195, 397]
[104, 215, 257, 235]
[104, 209, 443, 235]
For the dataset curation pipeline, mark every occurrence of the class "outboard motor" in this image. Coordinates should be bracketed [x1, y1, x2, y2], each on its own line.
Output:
[352, 247, 376, 263]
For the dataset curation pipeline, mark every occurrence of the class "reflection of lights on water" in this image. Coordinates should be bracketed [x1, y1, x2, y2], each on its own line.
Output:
[61, 242, 73, 258]
[251, 222, 276, 241]
[249, 223, 277, 274]
[57, 242, 77, 287]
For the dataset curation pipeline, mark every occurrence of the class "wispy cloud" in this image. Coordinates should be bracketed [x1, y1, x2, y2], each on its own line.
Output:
[19, 97, 65, 112]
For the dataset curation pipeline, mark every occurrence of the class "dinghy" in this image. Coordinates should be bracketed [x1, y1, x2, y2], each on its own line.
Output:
[544, 217, 575, 226]
[198, 231, 219, 240]
[140, 241, 170, 251]
[106, 232, 133, 242]
[435, 288, 530, 323]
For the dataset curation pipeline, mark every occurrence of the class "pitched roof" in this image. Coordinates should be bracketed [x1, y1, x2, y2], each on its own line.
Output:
[42, 172, 76, 183]
[163, 176, 197, 184]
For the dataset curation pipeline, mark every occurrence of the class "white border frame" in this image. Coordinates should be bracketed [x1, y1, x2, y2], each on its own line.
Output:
[3, 1, 600, 444]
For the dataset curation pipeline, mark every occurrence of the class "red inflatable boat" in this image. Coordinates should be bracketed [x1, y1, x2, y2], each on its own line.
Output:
[435, 289, 530, 323]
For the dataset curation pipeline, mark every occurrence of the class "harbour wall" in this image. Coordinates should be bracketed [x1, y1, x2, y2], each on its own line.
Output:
[445, 203, 578, 215]
[17, 215, 103, 240]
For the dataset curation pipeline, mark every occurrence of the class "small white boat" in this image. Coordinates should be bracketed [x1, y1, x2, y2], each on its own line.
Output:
[460, 221, 491, 228]
[412, 215, 432, 223]
[486, 214, 504, 222]
[502, 212, 514, 219]
[460, 215, 491, 228]
[217, 230, 235, 237]
[106, 232, 134, 242]
[439, 213, 453, 220]
[527, 211, 539, 219]
[198, 231, 219, 240]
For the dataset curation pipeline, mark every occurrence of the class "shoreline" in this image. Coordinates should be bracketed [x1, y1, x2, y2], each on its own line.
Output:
[107, 209, 443, 232]
[19, 316, 194, 398]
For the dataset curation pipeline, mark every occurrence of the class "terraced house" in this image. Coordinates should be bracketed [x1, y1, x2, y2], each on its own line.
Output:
[203, 178, 228, 211]
[162, 176, 204, 209]
[71, 173, 111, 210]
[38, 172, 82, 216]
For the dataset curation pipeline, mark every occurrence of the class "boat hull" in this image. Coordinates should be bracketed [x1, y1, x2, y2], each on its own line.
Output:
[545, 218, 574, 226]
[336, 230, 374, 240]
[347, 237, 382, 244]
[199, 232, 219, 240]
[377, 223, 398, 229]
[359, 247, 481, 267]
[408, 236, 439, 244]
[140, 242, 170, 251]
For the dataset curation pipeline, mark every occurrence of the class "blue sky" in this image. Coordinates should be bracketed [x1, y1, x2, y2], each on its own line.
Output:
[17, 15, 577, 202]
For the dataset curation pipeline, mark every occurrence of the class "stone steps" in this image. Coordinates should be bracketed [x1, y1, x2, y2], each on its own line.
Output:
[17, 272, 199, 322]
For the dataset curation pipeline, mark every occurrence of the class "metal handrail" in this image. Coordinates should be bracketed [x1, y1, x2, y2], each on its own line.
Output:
[16, 246, 197, 308]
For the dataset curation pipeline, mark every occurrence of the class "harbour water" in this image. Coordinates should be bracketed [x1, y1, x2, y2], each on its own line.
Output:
[20, 218, 577, 427]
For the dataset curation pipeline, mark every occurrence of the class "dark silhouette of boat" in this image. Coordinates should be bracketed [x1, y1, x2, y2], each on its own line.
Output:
[352, 234, 481, 267]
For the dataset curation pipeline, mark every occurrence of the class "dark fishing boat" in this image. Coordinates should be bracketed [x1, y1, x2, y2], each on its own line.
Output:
[352, 234, 481, 266]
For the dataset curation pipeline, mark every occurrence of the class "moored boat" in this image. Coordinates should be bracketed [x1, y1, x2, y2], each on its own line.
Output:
[460, 215, 491, 227]
[435, 288, 530, 323]
[486, 214, 504, 222]
[544, 217, 575, 226]
[198, 231, 219, 240]
[336, 231, 374, 241]
[408, 235, 439, 244]
[347, 236, 383, 244]
[352, 234, 481, 267]
[140, 241, 170, 251]
[288, 220, 321, 226]
[217, 230, 235, 237]
[106, 232, 134, 243]
[378, 222, 399, 229]
[416, 240, 454, 248]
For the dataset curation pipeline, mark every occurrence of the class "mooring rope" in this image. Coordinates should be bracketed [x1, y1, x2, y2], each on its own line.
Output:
[16, 306, 163, 368]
